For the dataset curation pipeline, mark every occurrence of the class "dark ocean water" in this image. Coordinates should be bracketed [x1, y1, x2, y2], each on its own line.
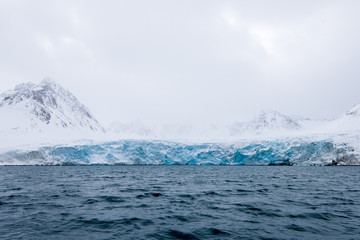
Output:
[0, 166, 359, 240]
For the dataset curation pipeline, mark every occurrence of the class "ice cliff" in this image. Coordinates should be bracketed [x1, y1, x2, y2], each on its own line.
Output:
[1, 137, 358, 166]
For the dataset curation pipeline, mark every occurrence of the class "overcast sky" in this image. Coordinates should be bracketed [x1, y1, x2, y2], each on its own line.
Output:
[1, 0, 360, 126]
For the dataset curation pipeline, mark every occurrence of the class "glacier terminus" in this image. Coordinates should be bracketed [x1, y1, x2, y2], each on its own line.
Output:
[1, 137, 359, 166]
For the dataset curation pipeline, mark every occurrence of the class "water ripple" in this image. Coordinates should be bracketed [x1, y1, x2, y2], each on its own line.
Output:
[0, 166, 359, 239]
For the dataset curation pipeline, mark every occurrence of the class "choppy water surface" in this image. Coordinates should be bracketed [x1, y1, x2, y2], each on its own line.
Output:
[0, 166, 359, 240]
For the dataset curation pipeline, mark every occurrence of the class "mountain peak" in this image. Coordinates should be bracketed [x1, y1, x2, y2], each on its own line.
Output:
[40, 77, 58, 87]
[14, 81, 36, 91]
[252, 110, 301, 129]
[0, 78, 105, 133]
[13, 78, 60, 93]
[258, 109, 283, 117]
[260, 109, 278, 114]
[230, 110, 302, 136]
[345, 104, 360, 118]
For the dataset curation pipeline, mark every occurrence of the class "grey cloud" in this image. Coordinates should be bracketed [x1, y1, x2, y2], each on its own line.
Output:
[0, 0, 360, 126]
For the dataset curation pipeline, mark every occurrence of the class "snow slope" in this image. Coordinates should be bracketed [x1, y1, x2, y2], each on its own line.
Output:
[108, 120, 155, 138]
[229, 110, 302, 137]
[107, 107, 360, 140]
[0, 78, 105, 147]
[322, 104, 360, 133]
[107, 121, 232, 141]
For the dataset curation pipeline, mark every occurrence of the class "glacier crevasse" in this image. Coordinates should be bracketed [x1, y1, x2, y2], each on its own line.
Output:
[0, 139, 358, 166]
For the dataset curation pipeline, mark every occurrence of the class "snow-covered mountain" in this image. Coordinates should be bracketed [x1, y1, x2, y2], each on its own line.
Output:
[343, 103, 360, 118]
[0, 78, 105, 138]
[108, 120, 154, 138]
[323, 104, 360, 133]
[107, 111, 305, 140]
[108, 106, 360, 139]
[1, 81, 360, 166]
[229, 110, 302, 136]
[107, 121, 230, 140]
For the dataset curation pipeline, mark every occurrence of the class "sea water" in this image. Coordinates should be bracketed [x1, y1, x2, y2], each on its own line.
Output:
[0, 166, 359, 239]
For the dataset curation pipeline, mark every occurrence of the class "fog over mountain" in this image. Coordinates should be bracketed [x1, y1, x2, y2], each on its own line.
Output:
[1, 1, 360, 166]
[2, 5, 360, 240]
[2, 79, 360, 142]
[1, 1, 360, 126]
[1, 79, 360, 166]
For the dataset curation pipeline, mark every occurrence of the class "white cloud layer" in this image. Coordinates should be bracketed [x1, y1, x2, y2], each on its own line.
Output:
[1, 0, 360, 126]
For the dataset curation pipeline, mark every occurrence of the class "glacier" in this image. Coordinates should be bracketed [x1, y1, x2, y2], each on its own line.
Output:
[1, 80, 360, 166]
[0, 138, 358, 166]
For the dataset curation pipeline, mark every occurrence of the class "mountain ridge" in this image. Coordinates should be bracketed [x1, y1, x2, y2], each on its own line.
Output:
[1, 79, 360, 141]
